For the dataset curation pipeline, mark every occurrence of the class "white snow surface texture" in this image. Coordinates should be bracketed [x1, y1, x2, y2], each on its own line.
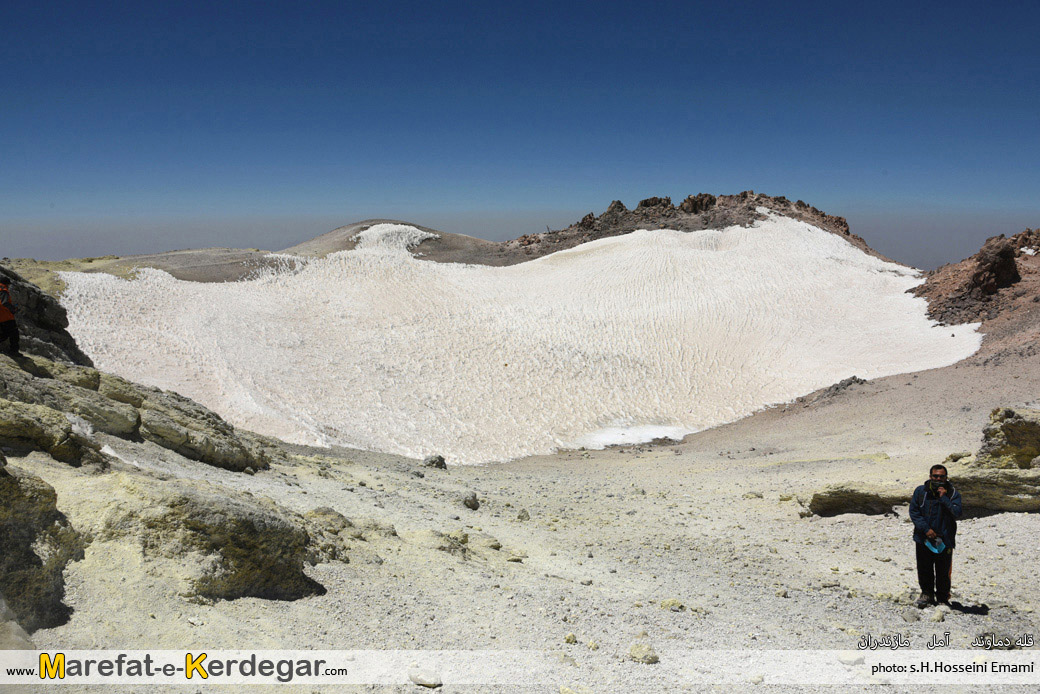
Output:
[60, 217, 981, 464]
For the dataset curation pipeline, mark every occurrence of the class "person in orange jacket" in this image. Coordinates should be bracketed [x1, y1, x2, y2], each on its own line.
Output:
[0, 278, 21, 357]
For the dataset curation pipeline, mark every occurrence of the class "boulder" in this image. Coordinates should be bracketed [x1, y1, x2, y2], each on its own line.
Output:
[948, 466, 1040, 513]
[304, 507, 353, 534]
[462, 491, 480, 510]
[422, 454, 447, 469]
[97, 372, 145, 408]
[945, 407, 1040, 512]
[806, 409, 1040, 518]
[99, 476, 323, 601]
[806, 484, 905, 516]
[965, 236, 1020, 296]
[0, 462, 85, 632]
[636, 196, 673, 210]
[0, 397, 104, 465]
[302, 507, 353, 562]
[433, 529, 470, 557]
[807, 468, 1040, 517]
[974, 407, 1040, 469]
[628, 640, 659, 664]
[347, 516, 398, 540]
[408, 667, 442, 688]
[679, 193, 717, 214]
[468, 531, 502, 552]
[138, 389, 269, 472]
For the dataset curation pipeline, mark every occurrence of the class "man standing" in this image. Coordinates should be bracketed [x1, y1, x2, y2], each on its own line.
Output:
[0, 278, 20, 357]
[909, 464, 962, 607]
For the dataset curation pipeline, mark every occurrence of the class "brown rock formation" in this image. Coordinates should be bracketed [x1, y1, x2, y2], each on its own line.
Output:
[679, 193, 717, 214]
[967, 236, 1021, 297]
[915, 228, 1038, 323]
[476, 191, 877, 267]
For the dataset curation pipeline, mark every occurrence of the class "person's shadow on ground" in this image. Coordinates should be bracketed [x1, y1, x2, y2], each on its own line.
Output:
[948, 601, 989, 615]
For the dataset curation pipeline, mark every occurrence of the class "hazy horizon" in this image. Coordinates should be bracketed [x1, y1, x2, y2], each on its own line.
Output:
[4, 2, 1038, 271]
[4, 199, 1037, 271]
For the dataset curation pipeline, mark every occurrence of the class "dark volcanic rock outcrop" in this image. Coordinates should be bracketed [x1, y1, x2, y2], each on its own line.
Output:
[0, 266, 92, 365]
[915, 228, 1039, 327]
[967, 236, 1021, 297]
[636, 196, 673, 210]
[404, 191, 878, 267]
[489, 191, 871, 264]
[0, 456, 85, 632]
[679, 193, 717, 214]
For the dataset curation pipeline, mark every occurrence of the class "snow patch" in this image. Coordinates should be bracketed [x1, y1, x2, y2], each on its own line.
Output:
[352, 223, 438, 252]
[100, 444, 140, 467]
[60, 218, 982, 465]
[567, 424, 693, 449]
[64, 413, 94, 438]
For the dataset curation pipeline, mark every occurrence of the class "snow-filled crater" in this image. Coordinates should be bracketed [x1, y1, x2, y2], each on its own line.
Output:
[60, 218, 981, 464]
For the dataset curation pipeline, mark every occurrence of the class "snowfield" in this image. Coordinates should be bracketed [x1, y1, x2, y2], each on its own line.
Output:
[60, 215, 981, 464]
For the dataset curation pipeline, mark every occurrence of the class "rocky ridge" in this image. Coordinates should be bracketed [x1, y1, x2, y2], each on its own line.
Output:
[908, 227, 1040, 373]
[915, 229, 1040, 323]
[482, 191, 880, 265]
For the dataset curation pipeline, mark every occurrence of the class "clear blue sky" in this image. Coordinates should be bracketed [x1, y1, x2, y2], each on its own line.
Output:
[3, 1, 1039, 268]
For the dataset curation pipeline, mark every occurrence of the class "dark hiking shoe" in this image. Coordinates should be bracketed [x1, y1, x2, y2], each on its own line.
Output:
[915, 592, 935, 608]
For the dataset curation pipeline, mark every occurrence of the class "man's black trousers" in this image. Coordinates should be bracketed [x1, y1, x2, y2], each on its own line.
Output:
[916, 542, 953, 600]
[0, 320, 18, 356]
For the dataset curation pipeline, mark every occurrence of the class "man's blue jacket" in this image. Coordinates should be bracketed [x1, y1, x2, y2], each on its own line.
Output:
[909, 481, 962, 548]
